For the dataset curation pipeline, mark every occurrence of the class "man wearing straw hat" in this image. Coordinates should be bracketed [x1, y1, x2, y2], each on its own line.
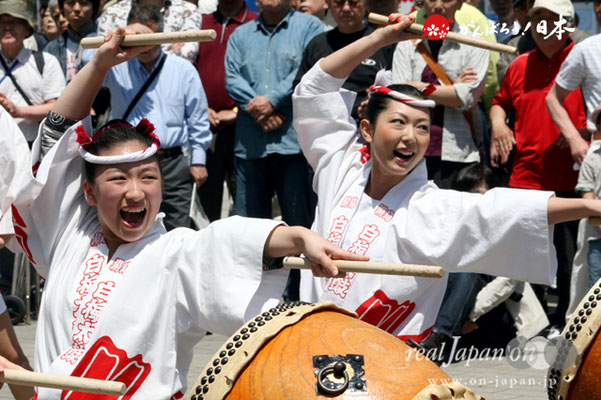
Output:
[0, 0, 65, 145]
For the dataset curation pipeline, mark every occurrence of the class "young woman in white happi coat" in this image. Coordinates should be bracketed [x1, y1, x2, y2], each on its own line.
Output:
[0, 28, 366, 399]
[294, 14, 601, 343]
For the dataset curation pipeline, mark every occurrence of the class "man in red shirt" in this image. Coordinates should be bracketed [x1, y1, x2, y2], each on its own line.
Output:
[194, 0, 257, 221]
[490, 0, 587, 335]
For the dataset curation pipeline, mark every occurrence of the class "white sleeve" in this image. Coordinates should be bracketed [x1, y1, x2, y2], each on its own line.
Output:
[175, 216, 289, 336]
[0, 109, 31, 235]
[293, 62, 363, 196]
[41, 53, 67, 101]
[11, 117, 94, 275]
[402, 188, 556, 284]
[555, 43, 584, 91]
[392, 41, 415, 83]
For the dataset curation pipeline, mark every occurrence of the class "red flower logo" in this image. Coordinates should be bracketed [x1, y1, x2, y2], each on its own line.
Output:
[422, 15, 452, 40]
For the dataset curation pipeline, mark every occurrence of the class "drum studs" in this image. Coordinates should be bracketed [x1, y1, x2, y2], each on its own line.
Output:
[209, 375, 215, 383]
[597, 294, 601, 300]
[265, 316, 272, 321]
[242, 334, 250, 340]
[241, 328, 248, 334]
[248, 322, 256, 328]
[235, 341, 243, 348]
[582, 316, 588, 323]
[576, 324, 582, 331]
[579, 309, 585, 316]
[255, 317, 263, 322]
[565, 332, 570, 339]
[569, 325, 574, 332]
[226, 342, 233, 349]
[206, 368, 213, 375]
[592, 301, 598, 308]
[596, 288, 601, 294]
[234, 335, 241, 341]
[584, 302, 590, 309]
[203, 385, 209, 394]
[215, 367, 222, 374]
[197, 384, 204, 393]
[258, 321, 265, 326]
[250, 327, 258, 333]
[574, 317, 579, 324]
[213, 359, 220, 366]
[586, 309, 592, 315]
[571, 332, 578, 340]
[221, 357, 229, 365]
[228, 349, 235, 356]
[589, 295, 595, 301]
[219, 351, 226, 357]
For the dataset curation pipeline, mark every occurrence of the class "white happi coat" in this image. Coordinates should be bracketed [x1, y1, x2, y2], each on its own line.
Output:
[293, 64, 557, 341]
[9, 117, 288, 399]
[0, 108, 30, 236]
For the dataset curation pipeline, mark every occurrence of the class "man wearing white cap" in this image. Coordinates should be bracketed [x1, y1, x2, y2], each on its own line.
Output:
[546, 0, 601, 165]
[490, 0, 587, 337]
[0, 0, 65, 144]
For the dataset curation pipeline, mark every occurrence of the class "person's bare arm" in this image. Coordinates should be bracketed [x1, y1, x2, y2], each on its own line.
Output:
[263, 225, 369, 278]
[546, 82, 589, 165]
[52, 27, 153, 121]
[547, 196, 601, 225]
[489, 104, 516, 167]
[319, 14, 417, 79]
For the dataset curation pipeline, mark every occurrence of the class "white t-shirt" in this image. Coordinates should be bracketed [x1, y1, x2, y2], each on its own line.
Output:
[0, 48, 66, 142]
[555, 34, 601, 131]
[65, 38, 80, 82]
[293, 63, 557, 341]
[10, 117, 288, 399]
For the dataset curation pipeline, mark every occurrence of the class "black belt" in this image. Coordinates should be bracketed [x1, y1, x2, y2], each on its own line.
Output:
[156, 146, 182, 159]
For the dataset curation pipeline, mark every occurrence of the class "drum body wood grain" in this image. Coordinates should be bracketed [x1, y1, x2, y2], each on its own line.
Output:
[228, 310, 448, 399]
[188, 302, 481, 400]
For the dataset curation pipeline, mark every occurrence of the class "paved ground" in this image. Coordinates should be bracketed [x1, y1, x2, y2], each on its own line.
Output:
[0, 321, 550, 399]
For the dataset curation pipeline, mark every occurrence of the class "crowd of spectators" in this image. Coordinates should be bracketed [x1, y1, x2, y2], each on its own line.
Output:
[2, 0, 601, 363]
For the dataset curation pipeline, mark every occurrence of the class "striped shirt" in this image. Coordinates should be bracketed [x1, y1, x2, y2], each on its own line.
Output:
[555, 34, 601, 131]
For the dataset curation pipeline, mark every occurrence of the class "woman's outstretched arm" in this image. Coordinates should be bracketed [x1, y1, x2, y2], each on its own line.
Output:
[548, 196, 601, 225]
[52, 27, 153, 121]
[319, 14, 417, 79]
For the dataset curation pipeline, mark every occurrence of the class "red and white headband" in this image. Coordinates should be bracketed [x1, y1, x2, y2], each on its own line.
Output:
[75, 119, 161, 164]
[368, 85, 436, 109]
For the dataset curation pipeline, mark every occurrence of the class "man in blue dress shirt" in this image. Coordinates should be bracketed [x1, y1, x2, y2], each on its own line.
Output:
[225, 0, 323, 300]
[104, 4, 211, 231]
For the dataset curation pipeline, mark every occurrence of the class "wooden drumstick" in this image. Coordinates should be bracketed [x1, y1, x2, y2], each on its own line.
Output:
[81, 30, 217, 49]
[367, 12, 518, 55]
[284, 256, 444, 278]
[0, 369, 126, 395]
[589, 216, 601, 226]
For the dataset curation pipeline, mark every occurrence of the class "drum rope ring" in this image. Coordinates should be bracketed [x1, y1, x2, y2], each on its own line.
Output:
[316, 361, 350, 395]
